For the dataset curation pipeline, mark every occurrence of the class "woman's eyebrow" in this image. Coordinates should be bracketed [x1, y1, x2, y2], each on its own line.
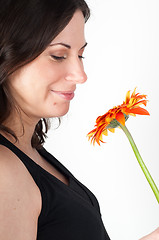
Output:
[49, 42, 71, 49]
[49, 42, 88, 49]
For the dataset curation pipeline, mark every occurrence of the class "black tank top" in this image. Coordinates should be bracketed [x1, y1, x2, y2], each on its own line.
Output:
[0, 133, 110, 240]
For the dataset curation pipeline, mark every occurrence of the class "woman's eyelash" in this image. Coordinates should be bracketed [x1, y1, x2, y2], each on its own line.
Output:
[51, 55, 66, 61]
[79, 55, 85, 59]
[51, 55, 85, 61]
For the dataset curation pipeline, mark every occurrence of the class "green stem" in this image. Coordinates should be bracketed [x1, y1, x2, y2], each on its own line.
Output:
[119, 123, 159, 204]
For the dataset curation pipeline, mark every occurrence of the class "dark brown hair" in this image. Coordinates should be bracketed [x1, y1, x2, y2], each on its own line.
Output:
[0, 0, 90, 149]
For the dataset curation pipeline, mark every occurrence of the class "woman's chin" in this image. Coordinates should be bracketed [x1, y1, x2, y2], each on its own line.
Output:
[47, 105, 70, 118]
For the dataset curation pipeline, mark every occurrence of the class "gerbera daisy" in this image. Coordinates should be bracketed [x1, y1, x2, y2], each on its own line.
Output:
[87, 88, 159, 203]
[87, 88, 149, 145]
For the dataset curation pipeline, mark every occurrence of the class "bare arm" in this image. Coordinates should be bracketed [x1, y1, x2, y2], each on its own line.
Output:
[139, 227, 159, 240]
[0, 147, 41, 240]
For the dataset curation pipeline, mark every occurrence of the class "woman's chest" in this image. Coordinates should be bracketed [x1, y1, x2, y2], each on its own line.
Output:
[32, 152, 69, 186]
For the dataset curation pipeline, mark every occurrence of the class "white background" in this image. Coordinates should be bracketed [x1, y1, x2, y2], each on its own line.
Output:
[44, 1, 159, 239]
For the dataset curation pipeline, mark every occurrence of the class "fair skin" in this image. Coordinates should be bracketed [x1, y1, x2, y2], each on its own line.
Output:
[0, 9, 158, 240]
[139, 228, 159, 240]
[0, 10, 86, 239]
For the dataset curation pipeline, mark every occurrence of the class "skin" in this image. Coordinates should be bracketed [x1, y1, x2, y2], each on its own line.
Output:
[2, 10, 87, 153]
[139, 228, 159, 240]
[0, 10, 87, 239]
[0, 9, 158, 240]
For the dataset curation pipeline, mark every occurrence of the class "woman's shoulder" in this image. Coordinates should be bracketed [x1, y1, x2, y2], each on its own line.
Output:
[0, 144, 41, 200]
[0, 144, 41, 215]
[0, 144, 19, 174]
[0, 144, 41, 239]
[0, 144, 30, 177]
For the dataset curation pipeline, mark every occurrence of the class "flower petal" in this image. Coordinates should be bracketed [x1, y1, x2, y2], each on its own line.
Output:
[131, 87, 137, 97]
[102, 129, 108, 136]
[125, 90, 130, 103]
[116, 112, 125, 125]
[132, 99, 148, 107]
[126, 107, 150, 115]
[108, 128, 115, 133]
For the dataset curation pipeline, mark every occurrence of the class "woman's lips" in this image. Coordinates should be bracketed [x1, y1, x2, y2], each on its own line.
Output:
[51, 90, 75, 100]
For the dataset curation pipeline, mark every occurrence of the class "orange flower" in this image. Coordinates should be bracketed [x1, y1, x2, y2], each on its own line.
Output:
[87, 88, 150, 145]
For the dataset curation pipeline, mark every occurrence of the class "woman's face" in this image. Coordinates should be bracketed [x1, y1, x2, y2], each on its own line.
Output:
[8, 10, 87, 121]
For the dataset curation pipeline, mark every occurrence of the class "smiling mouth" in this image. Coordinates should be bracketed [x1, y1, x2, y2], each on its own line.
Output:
[51, 90, 75, 100]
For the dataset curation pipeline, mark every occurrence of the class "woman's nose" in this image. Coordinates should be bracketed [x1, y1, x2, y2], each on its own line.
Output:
[65, 58, 87, 84]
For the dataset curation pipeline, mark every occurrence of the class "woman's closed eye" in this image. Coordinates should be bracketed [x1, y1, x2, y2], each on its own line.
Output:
[51, 55, 67, 61]
[51, 54, 85, 62]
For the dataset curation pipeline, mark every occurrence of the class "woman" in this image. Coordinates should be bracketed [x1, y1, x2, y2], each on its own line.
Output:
[0, 0, 158, 239]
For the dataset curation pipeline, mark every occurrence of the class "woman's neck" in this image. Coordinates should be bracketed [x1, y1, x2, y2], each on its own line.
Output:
[0, 122, 38, 154]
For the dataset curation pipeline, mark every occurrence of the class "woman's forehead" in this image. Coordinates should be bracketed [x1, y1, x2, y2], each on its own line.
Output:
[50, 10, 85, 47]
